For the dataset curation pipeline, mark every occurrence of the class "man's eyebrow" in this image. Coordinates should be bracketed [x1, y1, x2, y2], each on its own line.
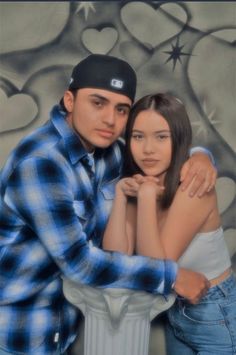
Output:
[89, 94, 109, 102]
[116, 103, 131, 110]
[89, 94, 131, 109]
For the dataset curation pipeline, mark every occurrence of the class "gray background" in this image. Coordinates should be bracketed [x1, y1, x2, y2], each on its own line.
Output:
[0, 2, 235, 354]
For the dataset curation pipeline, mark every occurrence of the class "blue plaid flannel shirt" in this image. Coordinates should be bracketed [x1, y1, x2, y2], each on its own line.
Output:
[0, 105, 177, 354]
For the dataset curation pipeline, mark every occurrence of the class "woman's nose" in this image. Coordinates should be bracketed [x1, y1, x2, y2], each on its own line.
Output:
[143, 139, 154, 153]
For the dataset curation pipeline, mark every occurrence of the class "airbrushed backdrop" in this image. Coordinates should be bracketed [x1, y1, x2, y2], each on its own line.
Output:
[0, 0, 235, 284]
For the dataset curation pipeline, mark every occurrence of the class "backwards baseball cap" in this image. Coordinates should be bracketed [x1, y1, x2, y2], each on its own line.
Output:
[66, 54, 137, 102]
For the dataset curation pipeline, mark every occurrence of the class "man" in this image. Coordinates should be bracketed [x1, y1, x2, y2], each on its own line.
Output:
[0, 54, 216, 354]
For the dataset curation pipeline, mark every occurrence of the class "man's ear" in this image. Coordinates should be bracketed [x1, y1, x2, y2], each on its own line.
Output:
[63, 91, 75, 112]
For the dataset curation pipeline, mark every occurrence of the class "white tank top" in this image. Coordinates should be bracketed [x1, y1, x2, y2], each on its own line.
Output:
[178, 227, 231, 280]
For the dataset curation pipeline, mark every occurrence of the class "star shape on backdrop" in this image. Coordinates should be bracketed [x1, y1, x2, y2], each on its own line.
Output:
[163, 37, 193, 71]
[191, 120, 209, 140]
[191, 99, 221, 140]
[76, 2, 96, 21]
[202, 99, 221, 127]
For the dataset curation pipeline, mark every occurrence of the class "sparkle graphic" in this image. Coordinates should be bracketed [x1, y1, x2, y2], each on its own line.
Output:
[191, 99, 221, 140]
[191, 120, 208, 140]
[163, 37, 192, 71]
[76, 2, 96, 20]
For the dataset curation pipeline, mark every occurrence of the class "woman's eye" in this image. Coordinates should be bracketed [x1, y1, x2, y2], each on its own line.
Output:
[156, 134, 170, 140]
[132, 134, 143, 140]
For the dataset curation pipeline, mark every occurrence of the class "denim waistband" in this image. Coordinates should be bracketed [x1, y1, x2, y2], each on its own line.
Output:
[200, 272, 236, 301]
[176, 273, 236, 303]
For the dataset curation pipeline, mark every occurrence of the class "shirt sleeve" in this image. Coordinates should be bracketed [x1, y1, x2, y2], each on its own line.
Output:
[4, 157, 177, 295]
[190, 146, 216, 167]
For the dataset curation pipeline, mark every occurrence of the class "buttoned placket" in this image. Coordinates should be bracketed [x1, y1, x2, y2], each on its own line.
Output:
[82, 154, 97, 243]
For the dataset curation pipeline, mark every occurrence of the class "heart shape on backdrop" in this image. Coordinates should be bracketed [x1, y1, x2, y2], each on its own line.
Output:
[121, 2, 187, 48]
[188, 29, 236, 152]
[0, 90, 38, 133]
[213, 29, 236, 43]
[224, 229, 236, 258]
[120, 41, 153, 70]
[0, 3, 69, 53]
[82, 27, 118, 54]
[216, 177, 235, 215]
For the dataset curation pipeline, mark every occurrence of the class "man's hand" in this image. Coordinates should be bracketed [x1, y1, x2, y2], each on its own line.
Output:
[174, 268, 210, 304]
[180, 152, 217, 197]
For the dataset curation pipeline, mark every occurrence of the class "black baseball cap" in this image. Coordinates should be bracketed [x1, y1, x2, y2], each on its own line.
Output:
[65, 54, 137, 102]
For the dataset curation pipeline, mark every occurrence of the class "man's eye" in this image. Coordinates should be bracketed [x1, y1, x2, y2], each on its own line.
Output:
[93, 100, 103, 107]
[117, 107, 129, 115]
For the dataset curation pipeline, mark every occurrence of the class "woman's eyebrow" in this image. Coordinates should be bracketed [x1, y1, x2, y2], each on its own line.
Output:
[132, 129, 170, 133]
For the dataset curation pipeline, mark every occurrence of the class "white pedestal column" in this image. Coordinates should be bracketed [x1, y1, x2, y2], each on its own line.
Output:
[63, 279, 175, 355]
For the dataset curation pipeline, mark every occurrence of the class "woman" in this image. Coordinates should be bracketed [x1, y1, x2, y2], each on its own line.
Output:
[103, 93, 236, 354]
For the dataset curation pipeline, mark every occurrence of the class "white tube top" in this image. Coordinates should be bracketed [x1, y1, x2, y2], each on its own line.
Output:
[178, 227, 231, 280]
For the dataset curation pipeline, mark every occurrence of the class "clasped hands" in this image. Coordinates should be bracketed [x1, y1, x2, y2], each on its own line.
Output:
[117, 152, 217, 199]
[116, 174, 163, 199]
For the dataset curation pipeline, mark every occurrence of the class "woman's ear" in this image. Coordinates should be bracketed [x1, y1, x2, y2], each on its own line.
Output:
[63, 91, 75, 113]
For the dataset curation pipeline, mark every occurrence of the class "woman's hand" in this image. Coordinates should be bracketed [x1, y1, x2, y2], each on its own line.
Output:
[116, 177, 140, 197]
[132, 174, 164, 198]
[117, 175, 164, 198]
[137, 179, 165, 199]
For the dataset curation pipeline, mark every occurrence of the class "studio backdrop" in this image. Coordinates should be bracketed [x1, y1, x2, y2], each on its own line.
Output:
[0, 2, 235, 354]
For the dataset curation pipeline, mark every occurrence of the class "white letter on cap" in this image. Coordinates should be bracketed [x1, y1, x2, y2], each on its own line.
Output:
[111, 79, 123, 89]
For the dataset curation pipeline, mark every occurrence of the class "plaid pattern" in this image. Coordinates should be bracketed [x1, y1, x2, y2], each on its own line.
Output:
[0, 105, 177, 354]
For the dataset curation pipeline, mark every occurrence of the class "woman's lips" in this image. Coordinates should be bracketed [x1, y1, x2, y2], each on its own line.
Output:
[142, 159, 159, 166]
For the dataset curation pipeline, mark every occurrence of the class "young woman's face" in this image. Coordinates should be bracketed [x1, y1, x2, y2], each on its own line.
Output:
[130, 109, 172, 179]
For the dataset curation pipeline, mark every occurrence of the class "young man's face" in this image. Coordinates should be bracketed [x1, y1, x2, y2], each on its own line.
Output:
[64, 88, 132, 152]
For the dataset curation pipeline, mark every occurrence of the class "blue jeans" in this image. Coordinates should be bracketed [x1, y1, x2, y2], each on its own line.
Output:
[165, 273, 236, 355]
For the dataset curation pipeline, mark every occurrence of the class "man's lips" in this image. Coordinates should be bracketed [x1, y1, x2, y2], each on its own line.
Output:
[96, 129, 114, 138]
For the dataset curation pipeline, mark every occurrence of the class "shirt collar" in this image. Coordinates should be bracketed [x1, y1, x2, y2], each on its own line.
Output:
[50, 105, 88, 165]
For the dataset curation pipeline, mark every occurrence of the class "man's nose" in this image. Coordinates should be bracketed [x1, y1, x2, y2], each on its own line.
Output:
[102, 107, 116, 126]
